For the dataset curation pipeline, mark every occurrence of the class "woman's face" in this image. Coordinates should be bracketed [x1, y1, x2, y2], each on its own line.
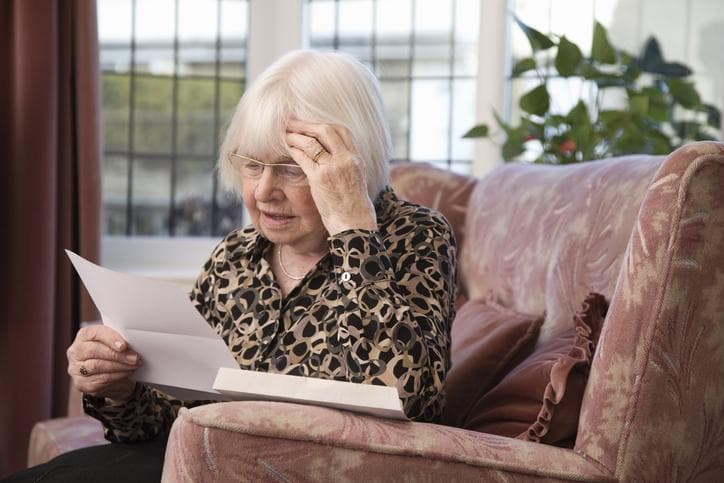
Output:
[241, 155, 328, 253]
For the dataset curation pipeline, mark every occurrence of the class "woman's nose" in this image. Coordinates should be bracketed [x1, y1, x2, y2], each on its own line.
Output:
[253, 167, 282, 201]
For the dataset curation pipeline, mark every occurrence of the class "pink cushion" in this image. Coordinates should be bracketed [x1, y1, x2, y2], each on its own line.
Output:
[441, 300, 543, 427]
[462, 294, 607, 446]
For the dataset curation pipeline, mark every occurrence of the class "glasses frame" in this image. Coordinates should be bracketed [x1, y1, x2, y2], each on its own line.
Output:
[228, 152, 308, 185]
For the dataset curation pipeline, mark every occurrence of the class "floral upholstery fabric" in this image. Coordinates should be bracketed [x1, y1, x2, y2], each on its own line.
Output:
[26, 416, 107, 467]
[576, 142, 724, 480]
[460, 154, 661, 344]
[162, 401, 612, 482]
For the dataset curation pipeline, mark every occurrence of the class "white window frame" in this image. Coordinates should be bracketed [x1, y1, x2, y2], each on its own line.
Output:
[102, 0, 507, 283]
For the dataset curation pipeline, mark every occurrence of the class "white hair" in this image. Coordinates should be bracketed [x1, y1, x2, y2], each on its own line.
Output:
[217, 50, 392, 200]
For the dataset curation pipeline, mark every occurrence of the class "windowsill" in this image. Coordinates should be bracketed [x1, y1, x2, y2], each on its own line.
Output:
[101, 235, 222, 291]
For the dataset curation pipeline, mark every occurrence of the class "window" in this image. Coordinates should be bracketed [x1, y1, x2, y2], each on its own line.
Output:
[506, 0, 724, 150]
[99, 0, 249, 238]
[307, 0, 480, 174]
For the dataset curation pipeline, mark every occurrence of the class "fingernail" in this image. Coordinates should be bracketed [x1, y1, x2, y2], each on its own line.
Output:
[114, 341, 124, 350]
[126, 354, 138, 364]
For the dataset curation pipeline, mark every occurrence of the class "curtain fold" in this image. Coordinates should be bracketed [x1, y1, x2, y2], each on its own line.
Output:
[0, 0, 101, 476]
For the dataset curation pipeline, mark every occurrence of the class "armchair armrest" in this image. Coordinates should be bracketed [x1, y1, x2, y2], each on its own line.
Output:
[162, 401, 613, 482]
[27, 415, 107, 467]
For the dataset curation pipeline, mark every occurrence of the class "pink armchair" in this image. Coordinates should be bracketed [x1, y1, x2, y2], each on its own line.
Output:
[29, 142, 724, 481]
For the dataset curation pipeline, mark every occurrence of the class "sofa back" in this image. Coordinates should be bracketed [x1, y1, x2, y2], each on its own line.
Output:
[392, 142, 724, 479]
[460, 155, 662, 344]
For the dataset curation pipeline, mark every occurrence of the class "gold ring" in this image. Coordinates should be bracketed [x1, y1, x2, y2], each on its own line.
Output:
[312, 147, 326, 164]
[79, 365, 89, 377]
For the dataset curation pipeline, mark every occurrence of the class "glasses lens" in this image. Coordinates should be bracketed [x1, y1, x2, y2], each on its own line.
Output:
[239, 158, 263, 178]
[232, 154, 307, 184]
[275, 164, 306, 183]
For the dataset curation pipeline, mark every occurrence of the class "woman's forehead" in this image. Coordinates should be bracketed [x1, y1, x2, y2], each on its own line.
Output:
[239, 137, 288, 161]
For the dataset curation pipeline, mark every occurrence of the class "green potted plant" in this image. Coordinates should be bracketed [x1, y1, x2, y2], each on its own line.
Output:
[464, 18, 721, 164]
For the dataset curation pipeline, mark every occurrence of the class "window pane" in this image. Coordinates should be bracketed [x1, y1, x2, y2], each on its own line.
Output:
[454, 0, 479, 76]
[179, 0, 218, 43]
[376, 0, 412, 37]
[410, 79, 450, 161]
[214, 190, 244, 237]
[379, 80, 410, 160]
[102, 73, 130, 151]
[338, 0, 373, 61]
[103, 154, 129, 235]
[176, 78, 216, 155]
[135, 0, 176, 43]
[549, 0, 594, 56]
[179, 45, 218, 77]
[376, 47, 412, 78]
[219, 79, 244, 130]
[412, 0, 453, 77]
[174, 158, 215, 236]
[131, 156, 172, 235]
[133, 76, 174, 153]
[451, 78, 475, 161]
[309, 0, 335, 48]
[98, 0, 132, 44]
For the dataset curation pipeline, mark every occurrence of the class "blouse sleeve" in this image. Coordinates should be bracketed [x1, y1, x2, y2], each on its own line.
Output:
[83, 384, 211, 443]
[327, 209, 456, 422]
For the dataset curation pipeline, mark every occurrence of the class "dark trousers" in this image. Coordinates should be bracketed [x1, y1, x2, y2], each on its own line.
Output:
[2, 436, 167, 483]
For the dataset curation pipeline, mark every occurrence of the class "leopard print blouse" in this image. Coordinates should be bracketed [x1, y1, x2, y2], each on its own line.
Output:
[84, 188, 456, 443]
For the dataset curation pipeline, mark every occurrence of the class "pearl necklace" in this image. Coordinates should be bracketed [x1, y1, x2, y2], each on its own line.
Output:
[277, 245, 306, 281]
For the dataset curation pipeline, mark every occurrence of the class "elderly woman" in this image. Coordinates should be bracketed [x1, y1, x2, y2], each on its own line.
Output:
[10, 50, 456, 481]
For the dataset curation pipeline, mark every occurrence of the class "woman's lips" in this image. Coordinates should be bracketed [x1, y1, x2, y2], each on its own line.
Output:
[261, 211, 294, 226]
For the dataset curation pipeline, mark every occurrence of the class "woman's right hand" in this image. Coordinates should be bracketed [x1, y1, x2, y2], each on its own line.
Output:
[66, 325, 143, 403]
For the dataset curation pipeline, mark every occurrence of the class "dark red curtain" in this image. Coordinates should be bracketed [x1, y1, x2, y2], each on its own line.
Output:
[0, 0, 101, 476]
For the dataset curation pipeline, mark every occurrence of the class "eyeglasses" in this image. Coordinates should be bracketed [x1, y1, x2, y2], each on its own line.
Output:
[229, 153, 307, 185]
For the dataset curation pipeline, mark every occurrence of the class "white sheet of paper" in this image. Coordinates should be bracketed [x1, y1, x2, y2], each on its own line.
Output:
[66, 250, 239, 400]
[213, 368, 408, 420]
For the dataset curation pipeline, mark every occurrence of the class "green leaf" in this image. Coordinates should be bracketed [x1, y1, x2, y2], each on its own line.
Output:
[639, 87, 669, 122]
[462, 124, 489, 138]
[493, 111, 514, 136]
[519, 84, 550, 116]
[637, 37, 691, 77]
[521, 118, 545, 139]
[667, 79, 701, 109]
[656, 62, 692, 77]
[638, 37, 664, 72]
[514, 17, 554, 53]
[502, 133, 526, 161]
[555, 36, 583, 76]
[673, 121, 701, 140]
[591, 21, 616, 64]
[648, 128, 674, 154]
[565, 100, 589, 125]
[629, 95, 649, 117]
[580, 62, 628, 87]
[511, 57, 537, 77]
[702, 103, 721, 128]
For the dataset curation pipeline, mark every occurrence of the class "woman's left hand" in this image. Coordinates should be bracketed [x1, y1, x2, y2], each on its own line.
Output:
[286, 119, 378, 235]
